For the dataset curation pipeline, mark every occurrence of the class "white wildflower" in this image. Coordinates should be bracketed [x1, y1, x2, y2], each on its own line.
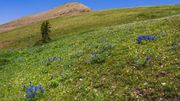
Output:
[161, 83, 166, 86]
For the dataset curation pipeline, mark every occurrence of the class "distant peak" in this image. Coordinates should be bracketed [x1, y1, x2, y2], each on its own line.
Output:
[63, 2, 84, 5]
[54, 2, 91, 10]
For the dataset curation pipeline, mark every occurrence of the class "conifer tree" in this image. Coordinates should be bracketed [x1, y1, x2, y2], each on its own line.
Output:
[41, 20, 51, 42]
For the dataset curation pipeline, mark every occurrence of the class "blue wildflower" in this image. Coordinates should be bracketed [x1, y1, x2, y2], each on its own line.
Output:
[39, 85, 45, 93]
[35, 86, 39, 91]
[91, 54, 97, 57]
[26, 89, 29, 94]
[136, 35, 157, 43]
[24, 82, 45, 99]
[146, 56, 151, 62]
[29, 86, 33, 92]
[42, 56, 63, 63]
[52, 57, 57, 61]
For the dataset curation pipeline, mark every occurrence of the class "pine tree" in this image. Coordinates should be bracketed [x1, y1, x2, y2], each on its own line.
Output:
[41, 20, 51, 42]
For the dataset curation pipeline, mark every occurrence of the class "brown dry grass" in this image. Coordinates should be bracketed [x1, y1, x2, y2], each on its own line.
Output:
[0, 40, 12, 48]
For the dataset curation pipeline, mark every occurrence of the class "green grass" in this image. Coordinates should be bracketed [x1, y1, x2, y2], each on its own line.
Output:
[0, 5, 180, 100]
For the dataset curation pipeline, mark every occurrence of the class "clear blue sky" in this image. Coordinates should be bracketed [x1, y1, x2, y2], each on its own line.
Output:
[0, 0, 180, 24]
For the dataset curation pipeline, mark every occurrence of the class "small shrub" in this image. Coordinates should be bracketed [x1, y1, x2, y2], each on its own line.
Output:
[48, 77, 63, 88]
[49, 80, 59, 88]
[0, 58, 9, 66]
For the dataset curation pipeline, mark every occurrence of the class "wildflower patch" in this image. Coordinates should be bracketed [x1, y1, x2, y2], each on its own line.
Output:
[136, 35, 157, 43]
[23, 82, 45, 100]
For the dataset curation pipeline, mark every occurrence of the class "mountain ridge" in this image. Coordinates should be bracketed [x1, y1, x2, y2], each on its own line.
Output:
[0, 2, 91, 32]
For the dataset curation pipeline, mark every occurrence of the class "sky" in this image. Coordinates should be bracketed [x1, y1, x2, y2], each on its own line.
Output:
[0, 0, 180, 24]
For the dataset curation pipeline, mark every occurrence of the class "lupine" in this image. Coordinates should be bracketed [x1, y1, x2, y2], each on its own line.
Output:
[146, 56, 151, 62]
[24, 82, 45, 99]
[39, 85, 45, 93]
[136, 35, 156, 43]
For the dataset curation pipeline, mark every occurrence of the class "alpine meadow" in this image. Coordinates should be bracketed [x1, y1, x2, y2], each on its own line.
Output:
[0, 2, 180, 101]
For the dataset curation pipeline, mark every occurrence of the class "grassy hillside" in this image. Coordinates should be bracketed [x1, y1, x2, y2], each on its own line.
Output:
[0, 5, 180, 49]
[0, 5, 180, 100]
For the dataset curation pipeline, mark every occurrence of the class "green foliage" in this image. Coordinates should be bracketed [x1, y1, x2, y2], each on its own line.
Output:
[49, 79, 59, 88]
[0, 58, 9, 67]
